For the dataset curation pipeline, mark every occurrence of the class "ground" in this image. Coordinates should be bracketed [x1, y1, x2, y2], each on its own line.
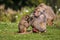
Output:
[0, 22, 60, 40]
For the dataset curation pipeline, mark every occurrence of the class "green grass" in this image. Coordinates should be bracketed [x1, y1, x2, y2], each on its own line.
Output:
[0, 22, 60, 40]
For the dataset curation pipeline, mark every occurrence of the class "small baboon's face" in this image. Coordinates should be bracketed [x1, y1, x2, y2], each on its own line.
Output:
[24, 15, 30, 21]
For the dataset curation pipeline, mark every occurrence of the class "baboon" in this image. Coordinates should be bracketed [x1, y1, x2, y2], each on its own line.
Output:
[31, 3, 56, 26]
[39, 3, 56, 26]
[31, 7, 47, 33]
[18, 15, 30, 33]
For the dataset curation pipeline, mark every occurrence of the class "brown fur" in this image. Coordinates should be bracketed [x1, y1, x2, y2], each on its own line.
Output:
[18, 15, 30, 33]
[34, 3, 56, 26]
[31, 9, 47, 33]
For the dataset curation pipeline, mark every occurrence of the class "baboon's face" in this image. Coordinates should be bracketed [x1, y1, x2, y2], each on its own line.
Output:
[24, 15, 30, 21]
[33, 7, 45, 17]
[33, 9, 40, 17]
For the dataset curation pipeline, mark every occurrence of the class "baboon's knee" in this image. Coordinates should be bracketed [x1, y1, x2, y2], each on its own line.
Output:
[18, 26, 27, 33]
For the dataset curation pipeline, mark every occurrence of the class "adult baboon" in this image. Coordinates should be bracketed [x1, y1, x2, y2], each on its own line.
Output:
[31, 7, 47, 33]
[18, 15, 30, 33]
[39, 3, 56, 26]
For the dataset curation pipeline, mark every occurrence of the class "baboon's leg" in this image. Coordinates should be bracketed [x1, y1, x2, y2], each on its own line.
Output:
[24, 22, 29, 28]
[40, 22, 46, 33]
[18, 25, 25, 33]
[32, 22, 46, 33]
[23, 27, 27, 33]
[18, 25, 21, 33]
[47, 19, 53, 26]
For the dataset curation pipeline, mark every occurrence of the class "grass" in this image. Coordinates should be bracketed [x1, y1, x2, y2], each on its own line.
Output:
[0, 22, 60, 40]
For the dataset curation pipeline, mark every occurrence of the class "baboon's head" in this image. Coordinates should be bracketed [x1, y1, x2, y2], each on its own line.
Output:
[24, 15, 33, 23]
[39, 3, 47, 10]
[23, 15, 30, 21]
[33, 7, 45, 18]
[33, 8, 40, 17]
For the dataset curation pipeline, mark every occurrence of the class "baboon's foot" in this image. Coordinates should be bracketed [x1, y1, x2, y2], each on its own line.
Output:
[40, 30, 46, 33]
[20, 32, 27, 34]
[32, 28, 39, 33]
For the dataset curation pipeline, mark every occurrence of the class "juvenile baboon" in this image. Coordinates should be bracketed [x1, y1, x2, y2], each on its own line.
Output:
[18, 15, 30, 33]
